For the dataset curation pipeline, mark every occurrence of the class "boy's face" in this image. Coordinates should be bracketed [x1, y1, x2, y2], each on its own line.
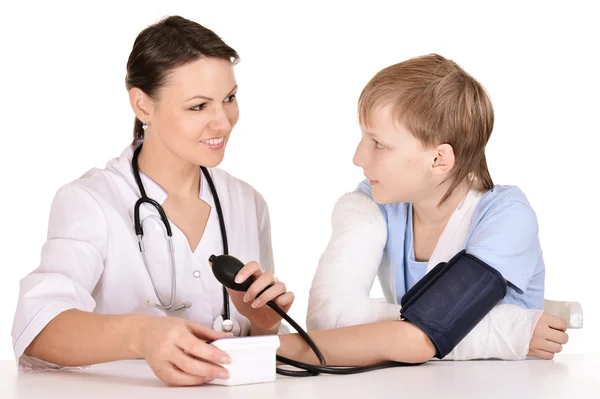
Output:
[353, 105, 435, 204]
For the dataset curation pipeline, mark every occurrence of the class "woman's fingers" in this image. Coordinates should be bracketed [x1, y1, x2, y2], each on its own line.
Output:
[185, 320, 232, 342]
[244, 272, 278, 303]
[171, 348, 229, 381]
[178, 326, 232, 365]
[272, 291, 295, 311]
[234, 261, 261, 284]
[155, 362, 210, 387]
[250, 281, 288, 308]
[231, 261, 292, 309]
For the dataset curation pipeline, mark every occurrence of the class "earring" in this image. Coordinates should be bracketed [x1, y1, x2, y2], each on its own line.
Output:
[142, 121, 148, 130]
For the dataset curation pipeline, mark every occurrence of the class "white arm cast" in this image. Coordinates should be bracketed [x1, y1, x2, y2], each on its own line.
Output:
[307, 192, 402, 331]
[307, 192, 539, 360]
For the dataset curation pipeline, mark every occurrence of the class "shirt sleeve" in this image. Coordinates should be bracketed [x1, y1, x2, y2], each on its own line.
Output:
[467, 197, 542, 294]
[11, 184, 108, 371]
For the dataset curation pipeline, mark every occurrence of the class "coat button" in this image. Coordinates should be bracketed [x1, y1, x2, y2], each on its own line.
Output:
[193, 270, 201, 278]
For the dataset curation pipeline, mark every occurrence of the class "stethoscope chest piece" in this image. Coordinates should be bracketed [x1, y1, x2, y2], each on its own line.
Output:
[211, 315, 241, 336]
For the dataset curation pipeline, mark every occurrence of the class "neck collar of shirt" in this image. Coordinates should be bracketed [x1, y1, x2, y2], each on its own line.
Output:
[111, 143, 212, 206]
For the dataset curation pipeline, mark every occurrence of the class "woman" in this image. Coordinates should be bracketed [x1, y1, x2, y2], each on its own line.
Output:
[12, 16, 436, 389]
[11, 15, 294, 386]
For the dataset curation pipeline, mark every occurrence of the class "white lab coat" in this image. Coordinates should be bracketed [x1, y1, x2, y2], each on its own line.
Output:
[11, 144, 274, 371]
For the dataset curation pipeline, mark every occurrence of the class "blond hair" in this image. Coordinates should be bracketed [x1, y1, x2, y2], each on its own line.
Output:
[358, 54, 494, 204]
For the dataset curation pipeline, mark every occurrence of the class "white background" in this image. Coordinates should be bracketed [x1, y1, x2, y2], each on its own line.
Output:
[1, 0, 598, 360]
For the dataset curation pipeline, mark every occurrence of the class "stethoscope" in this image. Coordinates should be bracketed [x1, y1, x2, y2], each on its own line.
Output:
[131, 143, 241, 336]
[131, 143, 418, 377]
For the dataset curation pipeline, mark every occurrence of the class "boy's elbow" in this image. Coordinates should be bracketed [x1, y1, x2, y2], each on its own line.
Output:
[389, 322, 436, 364]
[306, 299, 338, 331]
[306, 314, 329, 331]
[307, 295, 363, 331]
[409, 329, 436, 363]
[415, 334, 436, 363]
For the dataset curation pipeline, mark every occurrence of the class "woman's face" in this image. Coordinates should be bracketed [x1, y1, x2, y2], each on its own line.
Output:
[138, 57, 239, 168]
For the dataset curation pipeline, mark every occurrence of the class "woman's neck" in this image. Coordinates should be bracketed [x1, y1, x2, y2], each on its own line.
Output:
[137, 140, 200, 200]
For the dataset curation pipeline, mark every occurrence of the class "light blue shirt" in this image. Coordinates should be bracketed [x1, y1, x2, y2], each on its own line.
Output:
[357, 181, 545, 310]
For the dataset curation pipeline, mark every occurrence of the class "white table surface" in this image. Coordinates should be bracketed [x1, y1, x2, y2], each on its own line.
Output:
[2, 355, 599, 398]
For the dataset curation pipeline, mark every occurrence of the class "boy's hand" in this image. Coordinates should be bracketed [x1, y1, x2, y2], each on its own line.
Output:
[528, 313, 569, 360]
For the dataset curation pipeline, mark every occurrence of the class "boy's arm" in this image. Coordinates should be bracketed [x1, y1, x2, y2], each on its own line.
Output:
[442, 304, 542, 360]
[446, 194, 548, 360]
[279, 320, 435, 366]
[308, 191, 554, 361]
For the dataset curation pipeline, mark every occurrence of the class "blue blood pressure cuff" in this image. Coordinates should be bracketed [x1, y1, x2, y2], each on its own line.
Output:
[399, 250, 507, 359]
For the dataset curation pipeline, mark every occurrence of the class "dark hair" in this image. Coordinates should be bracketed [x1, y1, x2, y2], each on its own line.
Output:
[125, 15, 239, 142]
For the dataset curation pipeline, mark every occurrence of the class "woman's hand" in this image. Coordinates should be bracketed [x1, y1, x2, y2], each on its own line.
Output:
[134, 315, 233, 386]
[228, 261, 295, 334]
[528, 313, 569, 360]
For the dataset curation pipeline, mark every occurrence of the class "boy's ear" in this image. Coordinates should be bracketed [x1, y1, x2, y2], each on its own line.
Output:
[431, 143, 455, 176]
